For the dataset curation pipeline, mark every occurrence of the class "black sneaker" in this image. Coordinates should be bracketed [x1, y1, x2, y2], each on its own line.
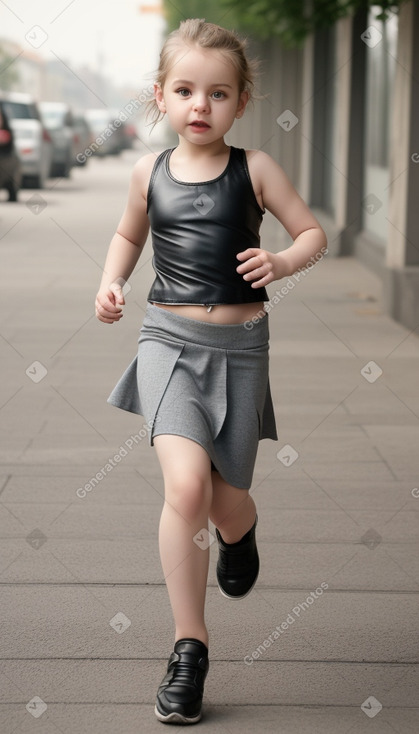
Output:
[155, 638, 209, 724]
[216, 514, 259, 600]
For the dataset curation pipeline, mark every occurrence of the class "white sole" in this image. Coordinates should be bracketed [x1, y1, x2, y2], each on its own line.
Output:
[217, 572, 259, 600]
[154, 704, 202, 724]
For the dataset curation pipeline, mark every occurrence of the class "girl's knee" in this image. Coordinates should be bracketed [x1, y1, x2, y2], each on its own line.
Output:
[165, 476, 211, 521]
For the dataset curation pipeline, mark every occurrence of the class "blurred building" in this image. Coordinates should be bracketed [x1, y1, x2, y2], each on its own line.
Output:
[232, 1, 418, 331]
[0, 38, 132, 110]
[0, 39, 46, 98]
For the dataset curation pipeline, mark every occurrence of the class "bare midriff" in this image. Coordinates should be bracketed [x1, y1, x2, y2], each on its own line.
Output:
[151, 301, 266, 324]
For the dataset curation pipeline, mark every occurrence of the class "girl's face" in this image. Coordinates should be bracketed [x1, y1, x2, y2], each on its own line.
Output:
[155, 45, 249, 145]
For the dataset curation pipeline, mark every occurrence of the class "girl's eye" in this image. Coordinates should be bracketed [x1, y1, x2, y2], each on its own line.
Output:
[176, 88, 191, 97]
[212, 91, 225, 100]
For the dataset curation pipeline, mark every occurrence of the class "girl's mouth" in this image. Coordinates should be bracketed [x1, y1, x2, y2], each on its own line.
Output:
[190, 121, 210, 130]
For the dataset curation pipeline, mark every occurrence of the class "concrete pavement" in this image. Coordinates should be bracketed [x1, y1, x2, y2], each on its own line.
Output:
[1, 147, 418, 733]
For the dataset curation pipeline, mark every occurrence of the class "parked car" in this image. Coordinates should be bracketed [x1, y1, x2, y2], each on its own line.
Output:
[107, 108, 136, 153]
[120, 122, 138, 150]
[84, 108, 125, 156]
[72, 112, 93, 166]
[39, 102, 76, 177]
[0, 104, 22, 201]
[0, 91, 52, 188]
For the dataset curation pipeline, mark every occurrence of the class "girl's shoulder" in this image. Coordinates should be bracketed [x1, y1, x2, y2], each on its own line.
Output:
[244, 149, 283, 177]
[133, 150, 163, 176]
[131, 150, 165, 201]
[244, 149, 288, 209]
[244, 149, 291, 192]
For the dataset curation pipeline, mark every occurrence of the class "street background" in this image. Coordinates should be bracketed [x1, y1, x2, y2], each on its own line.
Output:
[1, 0, 419, 731]
[0, 147, 418, 732]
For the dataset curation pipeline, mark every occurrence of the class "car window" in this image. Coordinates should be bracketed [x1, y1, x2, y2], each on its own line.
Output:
[29, 104, 41, 120]
[1, 102, 38, 120]
[41, 109, 65, 128]
[85, 115, 110, 134]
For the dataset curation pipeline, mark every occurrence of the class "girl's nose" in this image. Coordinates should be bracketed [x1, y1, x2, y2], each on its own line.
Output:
[192, 94, 209, 113]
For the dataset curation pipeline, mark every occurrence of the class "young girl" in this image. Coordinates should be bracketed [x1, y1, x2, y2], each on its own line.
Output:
[95, 18, 327, 725]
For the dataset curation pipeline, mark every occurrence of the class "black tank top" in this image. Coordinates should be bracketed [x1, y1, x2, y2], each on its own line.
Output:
[146, 146, 269, 305]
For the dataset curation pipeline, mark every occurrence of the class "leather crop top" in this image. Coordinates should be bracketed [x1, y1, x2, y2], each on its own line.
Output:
[146, 146, 269, 305]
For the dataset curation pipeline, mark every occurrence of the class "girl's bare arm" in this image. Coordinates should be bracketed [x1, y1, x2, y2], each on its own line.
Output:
[96, 153, 156, 324]
[237, 150, 328, 288]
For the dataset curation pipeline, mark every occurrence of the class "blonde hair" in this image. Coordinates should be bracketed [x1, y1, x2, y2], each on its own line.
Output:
[146, 18, 258, 129]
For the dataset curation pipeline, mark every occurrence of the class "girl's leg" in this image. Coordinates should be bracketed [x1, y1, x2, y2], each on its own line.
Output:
[209, 472, 257, 542]
[153, 435, 213, 648]
[210, 472, 259, 600]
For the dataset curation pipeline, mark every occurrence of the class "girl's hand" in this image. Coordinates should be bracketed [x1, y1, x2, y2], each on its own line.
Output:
[95, 281, 125, 324]
[236, 248, 288, 288]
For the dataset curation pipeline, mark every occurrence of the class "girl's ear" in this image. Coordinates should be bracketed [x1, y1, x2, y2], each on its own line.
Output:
[235, 90, 249, 119]
[154, 83, 166, 113]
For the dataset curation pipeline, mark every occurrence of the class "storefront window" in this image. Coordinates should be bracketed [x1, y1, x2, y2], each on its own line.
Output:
[362, 7, 398, 239]
[311, 25, 338, 217]
[322, 28, 338, 217]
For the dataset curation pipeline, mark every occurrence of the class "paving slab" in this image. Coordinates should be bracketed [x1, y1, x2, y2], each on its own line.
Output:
[1, 659, 417, 708]
[1, 704, 419, 734]
[1, 585, 418, 663]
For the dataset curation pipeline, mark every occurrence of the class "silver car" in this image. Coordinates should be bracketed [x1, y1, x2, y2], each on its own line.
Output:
[0, 91, 52, 189]
[39, 102, 75, 178]
[72, 112, 93, 167]
[84, 108, 124, 156]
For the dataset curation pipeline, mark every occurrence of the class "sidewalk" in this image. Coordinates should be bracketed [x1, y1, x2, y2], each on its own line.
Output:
[1, 158, 418, 733]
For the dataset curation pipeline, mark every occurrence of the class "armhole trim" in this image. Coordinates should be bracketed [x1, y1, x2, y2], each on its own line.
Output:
[146, 149, 170, 214]
[241, 148, 265, 217]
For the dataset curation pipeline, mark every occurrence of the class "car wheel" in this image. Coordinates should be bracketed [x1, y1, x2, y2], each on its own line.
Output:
[33, 169, 46, 189]
[7, 181, 18, 202]
[58, 157, 72, 178]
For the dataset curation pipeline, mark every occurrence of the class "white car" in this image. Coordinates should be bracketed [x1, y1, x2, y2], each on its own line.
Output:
[0, 91, 53, 189]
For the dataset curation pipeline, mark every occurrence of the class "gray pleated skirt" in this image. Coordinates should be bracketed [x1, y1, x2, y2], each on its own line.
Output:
[107, 303, 278, 489]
